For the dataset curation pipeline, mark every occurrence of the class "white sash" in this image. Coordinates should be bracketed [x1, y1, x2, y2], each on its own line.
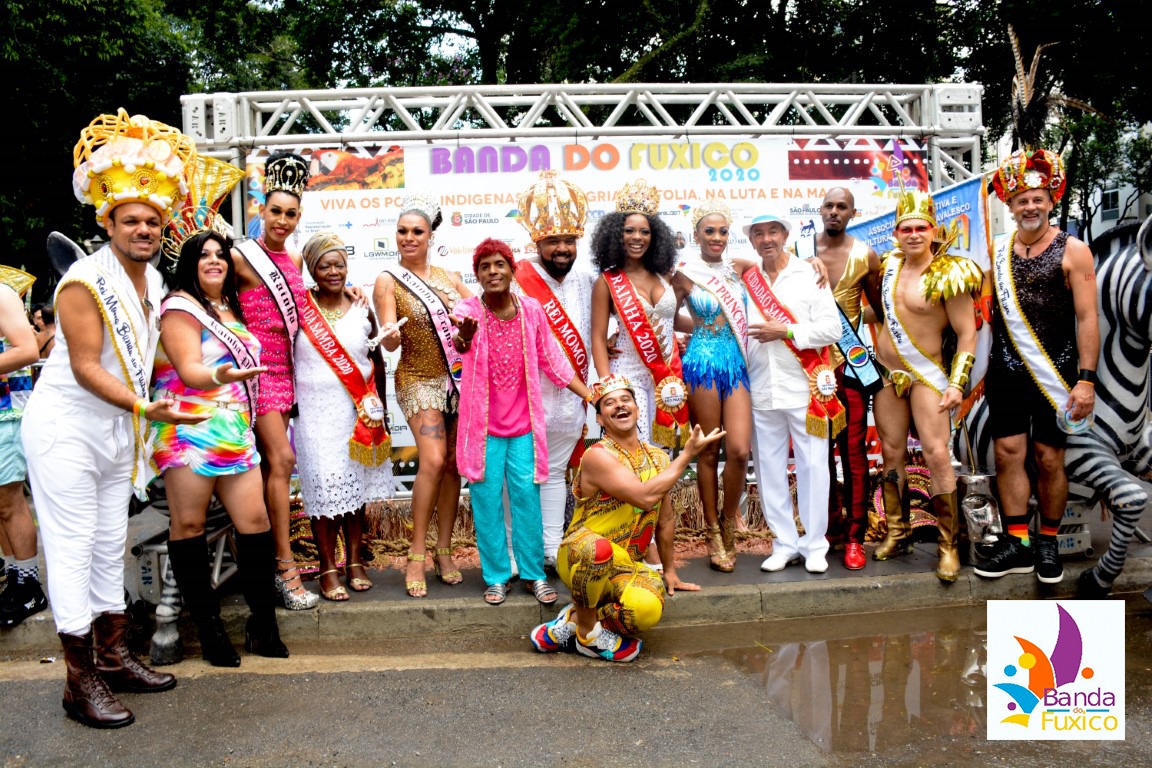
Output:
[60, 250, 159, 499]
[237, 239, 299, 340]
[992, 233, 1071, 409]
[160, 296, 259, 421]
[385, 265, 463, 394]
[880, 256, 949, 395]
[677, 258, 748, 363]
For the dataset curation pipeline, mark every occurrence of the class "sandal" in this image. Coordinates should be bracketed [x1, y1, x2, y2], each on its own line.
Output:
[318, 569, 349, 602]
[525, 579, 558, 606]
[720, 513, 739, 558]
[483, 583, 508, 605]
[705, 523, 735, 573]
[345, 562, 373, 592]
[405, 551, 427, 598]
[433, 547, 463, 585]
[275, 558, 320, 610]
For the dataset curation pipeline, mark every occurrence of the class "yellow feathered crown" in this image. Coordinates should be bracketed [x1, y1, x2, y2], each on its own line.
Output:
[162, 156, 246, 266]
[517, 170, 588, 242]
[72, 109, 197, 227]
[894, 188, 937, 227]
[615, 179, 661, 216]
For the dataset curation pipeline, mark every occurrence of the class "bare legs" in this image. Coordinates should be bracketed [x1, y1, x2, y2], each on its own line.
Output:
[687, 383, 752, 567]
[404, 408, 461, 596]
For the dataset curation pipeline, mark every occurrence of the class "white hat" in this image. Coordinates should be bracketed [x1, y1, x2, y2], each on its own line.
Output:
[742, 212, 792, 238]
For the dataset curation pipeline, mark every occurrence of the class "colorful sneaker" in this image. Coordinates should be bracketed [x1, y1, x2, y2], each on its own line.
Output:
[1033, 536, 1063, 584]
[575, 622, 642, 663]
[530, 604, 576, 653]
[973, 536, 1034, 579]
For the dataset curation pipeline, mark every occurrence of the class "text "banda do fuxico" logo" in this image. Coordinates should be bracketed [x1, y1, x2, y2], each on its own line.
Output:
[987, 601, 1124, 740]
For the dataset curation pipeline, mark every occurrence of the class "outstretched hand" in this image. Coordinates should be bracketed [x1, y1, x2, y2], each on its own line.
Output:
[146, 398, 211, 426]
[451, 313, 478, 342]
[684, 424, 726, 459]
[214, 363, 267, 384]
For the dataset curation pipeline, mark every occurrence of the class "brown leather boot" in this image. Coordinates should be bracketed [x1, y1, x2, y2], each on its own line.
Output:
[873, 472, 912, 560]
[93, 612, 177, 693]
[60, 631, 134, 729]
[933, 491, 962, 582]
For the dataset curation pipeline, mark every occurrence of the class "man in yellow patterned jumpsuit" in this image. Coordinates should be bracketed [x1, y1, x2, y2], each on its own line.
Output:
[530, 373, 722, 662]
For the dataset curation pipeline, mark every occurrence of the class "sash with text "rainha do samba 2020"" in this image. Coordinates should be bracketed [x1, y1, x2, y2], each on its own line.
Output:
[879, 255, 950, 396]
[385, 265, 463, 401]
[742, 265, 845, 439]
[237, 239, 299, 340]
[676, 256, 749, 363]
[159, 295, 260, 427]
[992, 233, 1071, 410]
[298, 292, 391, 466]
[59, 248, 159, 499]
[604, 269, 688, 448]
[515, 260, 590, 466]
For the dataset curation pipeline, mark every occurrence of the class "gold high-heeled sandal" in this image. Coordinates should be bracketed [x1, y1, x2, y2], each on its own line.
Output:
[433, 547, 463, 585]
[705, 523, 735, 573]
[344, 562, 373, 592]
[405, 551, 427, 598]
[317, 569, 349, 601]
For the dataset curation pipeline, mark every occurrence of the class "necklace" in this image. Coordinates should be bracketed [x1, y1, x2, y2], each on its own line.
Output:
[1018, 224, 1051, 257]
[204, 296, 230, 314]
[601, 436, 654, 477]
[316, 301, 343, 323]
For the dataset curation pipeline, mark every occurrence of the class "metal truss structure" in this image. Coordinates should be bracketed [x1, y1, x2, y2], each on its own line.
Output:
[182, 82, 984, 222]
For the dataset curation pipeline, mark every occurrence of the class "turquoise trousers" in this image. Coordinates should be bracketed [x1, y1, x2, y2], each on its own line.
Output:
[470, 433, 546, 585]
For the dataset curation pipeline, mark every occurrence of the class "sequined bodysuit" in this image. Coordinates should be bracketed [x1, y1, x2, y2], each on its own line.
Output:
[393, 265, 461, 419]
[238, 244, 307, 416]
[681, 260, 749, 399]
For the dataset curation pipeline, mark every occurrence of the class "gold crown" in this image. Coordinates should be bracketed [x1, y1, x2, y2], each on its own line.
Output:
[162, 156, 245, 267]
[72, 109, 196, 227]
[690, 201, 732, 229]
[517, 170, 588, 242]
[264, 153, 310, 198]
[0, 265, 35, 299]
[591, 373, 636, 406]
[894, 188, 937, 227]
[993, 148, 1067, 204]
[615, 179, 660, 216]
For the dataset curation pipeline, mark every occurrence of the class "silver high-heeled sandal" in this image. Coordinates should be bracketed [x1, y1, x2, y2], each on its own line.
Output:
[275, 558, 319, 610]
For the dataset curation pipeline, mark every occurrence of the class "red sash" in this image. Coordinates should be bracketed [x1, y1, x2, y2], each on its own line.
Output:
[742, 266, 846, 439]
[299, 293, 391, 466]
[603, 269, 688, 448]
[515, 261, 590, 466]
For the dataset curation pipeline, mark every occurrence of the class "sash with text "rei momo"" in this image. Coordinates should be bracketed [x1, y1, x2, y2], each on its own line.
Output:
[676, 257, 748, 363]
[992, 232, 1071, 410]
[159, 296, 260, 426]
[604, 269, 689, 448]
[236, 239, 299, 340]
[59, 251, 157, 499]
[299, 293, 391, 466]
[515, 260, 590, 466]
[741, 265, 845, 439]
[879, 255, 951, 396]
[385, 265, 463, 400]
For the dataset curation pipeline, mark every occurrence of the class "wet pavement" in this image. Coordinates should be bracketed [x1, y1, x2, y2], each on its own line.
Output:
[2, 600, 1149, 767]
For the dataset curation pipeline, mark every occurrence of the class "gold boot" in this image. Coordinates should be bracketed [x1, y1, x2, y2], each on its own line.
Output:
[933, 491, 961, 582]
[873, 472, 912, 561]
[719, 514, 738, 561]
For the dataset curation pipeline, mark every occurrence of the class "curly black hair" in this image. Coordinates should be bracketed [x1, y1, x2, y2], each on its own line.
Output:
[589, 211, 677, 275]
[169, 231, 243, 323]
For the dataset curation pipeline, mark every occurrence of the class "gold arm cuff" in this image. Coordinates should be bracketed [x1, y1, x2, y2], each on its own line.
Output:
[948, 351, 976, 391]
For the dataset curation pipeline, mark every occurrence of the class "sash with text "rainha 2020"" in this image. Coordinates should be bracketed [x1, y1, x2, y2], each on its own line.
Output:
[299, 292, 391, 466]
[879, 255, 950, 396]
[385, 265, 463, 399]
[604, 269, 688, 448]
[515, 260, 590, 466]
[676, 257, 749, 363]
[59, 249, 158, 499]
[159, 296, 260, 426]
[741, 265, 845, 439]
[237, 239, 299, 340]
[992, 232, 1071, 410]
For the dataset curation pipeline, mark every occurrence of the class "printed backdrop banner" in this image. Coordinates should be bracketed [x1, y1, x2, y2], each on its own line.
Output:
[246, 136, 931, 447]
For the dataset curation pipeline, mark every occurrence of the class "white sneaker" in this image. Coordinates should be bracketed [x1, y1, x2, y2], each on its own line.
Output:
[760, 552, 797, 572]
[804, 554, 829, 574]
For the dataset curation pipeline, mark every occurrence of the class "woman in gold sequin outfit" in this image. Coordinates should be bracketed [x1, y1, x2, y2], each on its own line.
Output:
[372, 193, 471, 597]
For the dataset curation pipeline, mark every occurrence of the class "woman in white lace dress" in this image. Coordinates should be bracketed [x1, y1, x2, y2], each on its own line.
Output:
[294, 233, 394, 601]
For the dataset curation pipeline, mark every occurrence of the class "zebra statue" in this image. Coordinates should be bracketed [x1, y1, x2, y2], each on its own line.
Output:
[955, 218, 1152, 596]
[1066, 217, 1152, 597]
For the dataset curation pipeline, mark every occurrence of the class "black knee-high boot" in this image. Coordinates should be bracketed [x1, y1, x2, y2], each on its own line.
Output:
[167, 535, 240, 667]
[234, 530, 289, 658]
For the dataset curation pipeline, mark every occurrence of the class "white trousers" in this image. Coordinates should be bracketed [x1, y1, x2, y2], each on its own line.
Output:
[22, 406, 134, 635]
[750, 406, 830, 560]
[504, 428, 579, 561]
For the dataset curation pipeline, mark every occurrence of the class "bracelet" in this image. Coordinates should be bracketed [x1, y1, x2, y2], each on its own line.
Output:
[1078, 369, 1097, 385]
[786, 327, 795, 341]
[134, 399, 148, 421]
[948, 351, 976, 392]
[210, 366, 223, 386]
